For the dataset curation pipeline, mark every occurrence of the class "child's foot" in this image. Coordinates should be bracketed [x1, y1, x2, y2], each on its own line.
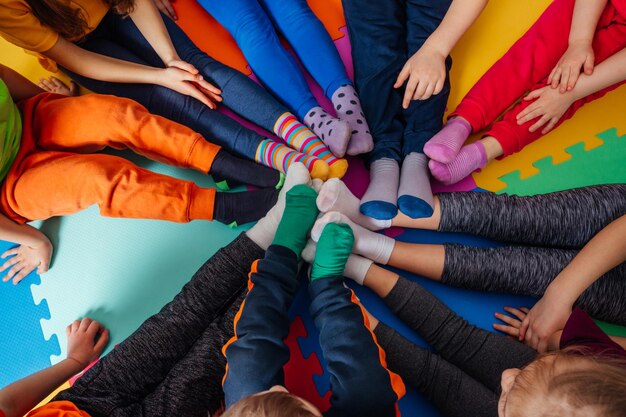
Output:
[429, 142, 487, 185]
[214, 187, 279, 226]
[311, 212, 394, 264]
[317, 179, 391, 230]
[255, 138, 329, 180]
[303, 239, 373, 285]
[274, 112, 349, 179]
[272, 185, 319, 257]
[310, 223, 355, 281]
[331, 85, 374, 156]
[423, 118, 472, 164]
[397, 152, 434, 219]
[246, 163, 311, 249]
[211, 150, 282, 190]
[360, 158, 399, 220]
[304, 106, 351, 158]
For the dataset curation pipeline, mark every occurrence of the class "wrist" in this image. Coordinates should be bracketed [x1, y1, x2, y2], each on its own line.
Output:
[568, 37, 592, 47]
[163, 55, 181, 67]
[544, 284, 577, 309]
[63, 357, 86, 373]
[420, 39, 449, 60]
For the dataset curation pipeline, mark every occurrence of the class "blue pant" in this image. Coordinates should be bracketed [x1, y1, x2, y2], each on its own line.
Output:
[342, 0, 453, 164]
[64, 12, 288, 161]
[199, 0, 352, 120]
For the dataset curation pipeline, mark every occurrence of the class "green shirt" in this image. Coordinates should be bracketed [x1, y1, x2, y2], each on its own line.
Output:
[0, 79, 22, 182]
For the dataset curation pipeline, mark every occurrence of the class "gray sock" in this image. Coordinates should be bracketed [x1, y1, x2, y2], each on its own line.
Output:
[304, 106, 351, 157]
[359, 158, 399, 220]
[398, 152, 434, 219]
[331, 84, 374, 156]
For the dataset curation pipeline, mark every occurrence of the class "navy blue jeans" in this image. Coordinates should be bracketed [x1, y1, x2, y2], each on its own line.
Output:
[65, 12, 288, 161]
[342, 0, 452, 164]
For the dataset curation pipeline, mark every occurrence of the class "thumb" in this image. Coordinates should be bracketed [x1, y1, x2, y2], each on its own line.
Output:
[583, 54, 594, 74]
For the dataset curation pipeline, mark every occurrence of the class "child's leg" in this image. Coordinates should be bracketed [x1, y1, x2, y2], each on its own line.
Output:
[481, 20, 626, 158]
[397, 0, 452, 219]
[307, 223, 404, 416]
[3, 151, 276, 225]
[373, 322, 498, 417]
[441, 244, 626, 326]
[342, 0, 407, 220]
[260, 0, 374, 155]
[31, 94, 280, 189]
[437, 185, 626, 248]
[67, 36, 328, 179]
[54, 233, 263, 415]
[366, 266, 537, 392]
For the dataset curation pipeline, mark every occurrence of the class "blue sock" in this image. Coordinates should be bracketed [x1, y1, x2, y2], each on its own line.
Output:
[360, 158, 399, 220]
[398, 152, 434, 218]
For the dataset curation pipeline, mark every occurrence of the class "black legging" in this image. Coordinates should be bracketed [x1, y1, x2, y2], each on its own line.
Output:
[436, 184, 626, 325]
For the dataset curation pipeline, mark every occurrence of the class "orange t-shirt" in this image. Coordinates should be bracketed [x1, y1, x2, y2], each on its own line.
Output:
[0, 0, 109, 71]
[25, 401, 90, 417]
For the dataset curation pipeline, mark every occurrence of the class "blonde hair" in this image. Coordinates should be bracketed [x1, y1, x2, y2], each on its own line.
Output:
[221, 391, 319, 417]
[506, 350, 626, 417]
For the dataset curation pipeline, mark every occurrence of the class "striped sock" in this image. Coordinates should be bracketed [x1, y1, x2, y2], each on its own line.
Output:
[255, 138, 329, 180]
[274, 113, 347, 179]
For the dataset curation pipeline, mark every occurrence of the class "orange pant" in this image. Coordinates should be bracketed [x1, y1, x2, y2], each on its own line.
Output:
[453, 0, 626, 156]
[1, 93, 221, 223]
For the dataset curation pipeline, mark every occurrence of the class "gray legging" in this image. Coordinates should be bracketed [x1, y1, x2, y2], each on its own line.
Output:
[374, 277, 538, 417]
[436, 184, 626, 325]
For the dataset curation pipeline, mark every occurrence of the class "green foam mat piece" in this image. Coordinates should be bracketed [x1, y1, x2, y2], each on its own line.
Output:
[29, 149, 251, 363]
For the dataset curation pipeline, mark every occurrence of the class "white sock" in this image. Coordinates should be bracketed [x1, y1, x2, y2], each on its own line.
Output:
[246, 163, 311, 250]
[311, 212, 394, 264]
[317, 179, 391, 231]
[302, 239, 373, 285]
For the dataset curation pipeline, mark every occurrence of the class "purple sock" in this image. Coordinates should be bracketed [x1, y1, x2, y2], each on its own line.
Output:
[424, 118, 472, 164]
[304, 106, 351, 158]
[429, 142, 487, 185]
[331, 85, 374, 156]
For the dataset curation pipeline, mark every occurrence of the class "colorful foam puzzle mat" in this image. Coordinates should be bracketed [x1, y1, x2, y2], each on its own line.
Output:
[1, 0, 625, 415]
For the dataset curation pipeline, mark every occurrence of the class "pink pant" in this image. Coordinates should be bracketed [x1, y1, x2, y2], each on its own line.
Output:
[453, 0, 626, 156]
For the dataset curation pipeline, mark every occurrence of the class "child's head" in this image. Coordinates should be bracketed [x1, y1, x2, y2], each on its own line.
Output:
[222, 386, 321, 417]
[498, 351, 626, 417]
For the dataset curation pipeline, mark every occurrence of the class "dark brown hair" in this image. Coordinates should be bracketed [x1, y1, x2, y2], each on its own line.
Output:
[25, 0, 135, 41]
[221, 391, 319, 417]
[507, 351, 626, 417]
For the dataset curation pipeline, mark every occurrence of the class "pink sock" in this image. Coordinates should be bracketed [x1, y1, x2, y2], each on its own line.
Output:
[429, 142, 487, 185]
[424, 118, 472, 164]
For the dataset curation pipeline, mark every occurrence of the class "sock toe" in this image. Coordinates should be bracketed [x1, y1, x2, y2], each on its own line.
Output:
[327, 158, 349, 179]
[317, 178, 341, 212]
[428, 159, 453, 184]
[359, 200, 398, 220]
[397, 195, 434, 219]
[309, 159, 330, 181]
[424, 142, 457, 164]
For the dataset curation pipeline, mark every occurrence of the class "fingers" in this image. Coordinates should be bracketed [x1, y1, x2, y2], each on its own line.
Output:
[566, 66, 579, 91]
[6, 262, 35, 284]
[1, 247, 18, 259]
[516, 103, 541, 125]
[11, 267, 32, 285]
[196, 79, 222, 97]
[169, 60, 198, 75]
[503, 306, 528, 321]
[493, 322, 520, 338]
[523, 89, 542, 101]
[559, 66, 571, 93]
[186, 84, 215, 109]
[549, 66, 562, 89]
[394, 66, 410, 89]
[86, 319, 102, 337]
[541, 117, 559, 134]
[403, 75, 419, 109]
[38, 77, 56, 92]
[519, 316, 530, 341]
[529, 115, 549, 133]
[0, 254, 19, 273]
[157, 0, 177, 20]
[79, 317, 93, 331]
[71, 320, 81, 333]
[94, 329, 110, 353]
[37, 260, 50, 274]
[583, 53, 595, 75]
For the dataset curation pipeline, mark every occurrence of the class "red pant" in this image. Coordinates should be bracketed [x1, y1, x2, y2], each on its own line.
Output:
[453, 0, 626, 156]
[1, 93, 221, 223]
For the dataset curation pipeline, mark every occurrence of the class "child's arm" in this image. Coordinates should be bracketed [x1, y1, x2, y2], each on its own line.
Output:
[517, 47, 626, 133]
[0, 213, 52, 284]
[395, 0, 488, 108]
[222, 246, 299, 407]
[0, 63, 44, 101]
[43, 37, 217, 109]
[520, 215, 626, 353]
[0, 318, 108, 417]
[548, 0, 608, 92]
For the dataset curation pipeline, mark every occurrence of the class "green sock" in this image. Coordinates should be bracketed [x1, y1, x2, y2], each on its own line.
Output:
[310, 223, 355, 281]
[272, 184, 319, 257]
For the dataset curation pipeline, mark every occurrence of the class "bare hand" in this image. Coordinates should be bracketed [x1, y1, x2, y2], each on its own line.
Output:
[37, 76, 79, 97]
[0, 239, 52, 285]
[493, 306, 530, 339]
[519, 295, 571, 353]
[516, 86, 574, 134]
[547, 41, 594, 92]
[394, 46, 446, 108]
[162, 60, 222, 109]
[66, 318, 109, 368]
[153, 0, 177, 20]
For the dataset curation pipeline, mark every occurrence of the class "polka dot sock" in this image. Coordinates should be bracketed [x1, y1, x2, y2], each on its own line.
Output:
[429, 142, 487, 185]
[331, 84, 374, 156]
[424, 118, 472, 164]
[255, 138, 329, 180]
[274, 113, 348, 179]
[304, 106, 351, 158]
